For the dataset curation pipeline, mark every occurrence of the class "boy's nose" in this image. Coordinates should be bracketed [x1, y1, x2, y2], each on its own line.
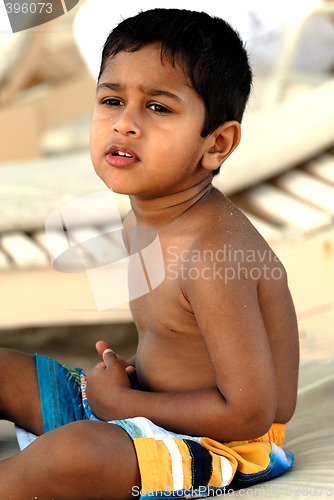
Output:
[112, 108, 142, 137]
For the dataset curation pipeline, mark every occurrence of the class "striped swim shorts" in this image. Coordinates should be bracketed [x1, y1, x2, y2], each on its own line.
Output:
[25, 354, 294, 499]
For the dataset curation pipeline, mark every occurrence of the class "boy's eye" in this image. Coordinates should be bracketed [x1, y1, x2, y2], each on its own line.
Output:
[148, 103, 170, 114]
[101, 98, 124, 106]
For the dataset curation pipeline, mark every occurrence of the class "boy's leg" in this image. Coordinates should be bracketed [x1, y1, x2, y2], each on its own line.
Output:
[0, 348, 44, 435]
[0, 420, 141, 500]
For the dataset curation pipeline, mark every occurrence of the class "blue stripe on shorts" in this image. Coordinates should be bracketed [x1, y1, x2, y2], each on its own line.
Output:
[35, 354, 87, 432]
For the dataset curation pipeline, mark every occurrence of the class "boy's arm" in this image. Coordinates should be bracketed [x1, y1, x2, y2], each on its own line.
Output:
[86, 242, 290, 441]
[87, 349, 274, 442]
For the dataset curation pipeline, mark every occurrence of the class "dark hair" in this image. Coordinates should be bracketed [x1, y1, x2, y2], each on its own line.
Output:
[98, 9, 252, 175]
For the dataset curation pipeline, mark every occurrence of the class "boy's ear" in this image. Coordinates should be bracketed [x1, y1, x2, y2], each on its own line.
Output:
[201, 121, 241, 172]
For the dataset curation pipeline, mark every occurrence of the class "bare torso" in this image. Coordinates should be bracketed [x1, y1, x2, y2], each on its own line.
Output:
[125, 187, 299, 424]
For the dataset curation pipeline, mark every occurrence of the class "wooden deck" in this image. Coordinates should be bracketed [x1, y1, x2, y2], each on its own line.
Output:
[230, 149, 334, 238]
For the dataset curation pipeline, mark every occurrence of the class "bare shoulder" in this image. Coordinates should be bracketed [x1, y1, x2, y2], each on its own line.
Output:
[182, 187, 299, 425]
[188, 187, 288, 290]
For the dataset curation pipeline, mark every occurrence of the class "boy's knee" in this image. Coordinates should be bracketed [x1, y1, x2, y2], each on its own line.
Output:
[43, 421, 105, 468]
[41, 421, 136, 471]
[0, 347, 13, 364]
[0, 347, 35, 369]
[22, 423, 106, 495]
[32, 421, 140, 499]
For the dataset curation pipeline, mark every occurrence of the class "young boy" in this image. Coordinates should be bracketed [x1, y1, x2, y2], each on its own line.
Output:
[0, 9, 299, 500]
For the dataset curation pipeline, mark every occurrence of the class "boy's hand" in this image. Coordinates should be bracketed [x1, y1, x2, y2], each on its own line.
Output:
[95, 340, 135, 376]
[85, 344, 134, 421]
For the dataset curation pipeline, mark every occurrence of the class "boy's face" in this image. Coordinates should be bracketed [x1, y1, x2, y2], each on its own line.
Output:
[90, 44, 213, 198]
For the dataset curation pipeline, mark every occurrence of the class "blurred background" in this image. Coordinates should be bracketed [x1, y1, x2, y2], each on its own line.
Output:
[0, 0, 334, 457]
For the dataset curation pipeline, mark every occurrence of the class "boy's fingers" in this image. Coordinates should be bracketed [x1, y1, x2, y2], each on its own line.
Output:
[125, 365, 136, 375]
[102, 348, 117, 365]
[96, 340, 110, 359]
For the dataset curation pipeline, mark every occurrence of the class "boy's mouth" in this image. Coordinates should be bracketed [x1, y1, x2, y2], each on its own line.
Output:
[112, 151, 133, 158]
[106, 145, 139, 167]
